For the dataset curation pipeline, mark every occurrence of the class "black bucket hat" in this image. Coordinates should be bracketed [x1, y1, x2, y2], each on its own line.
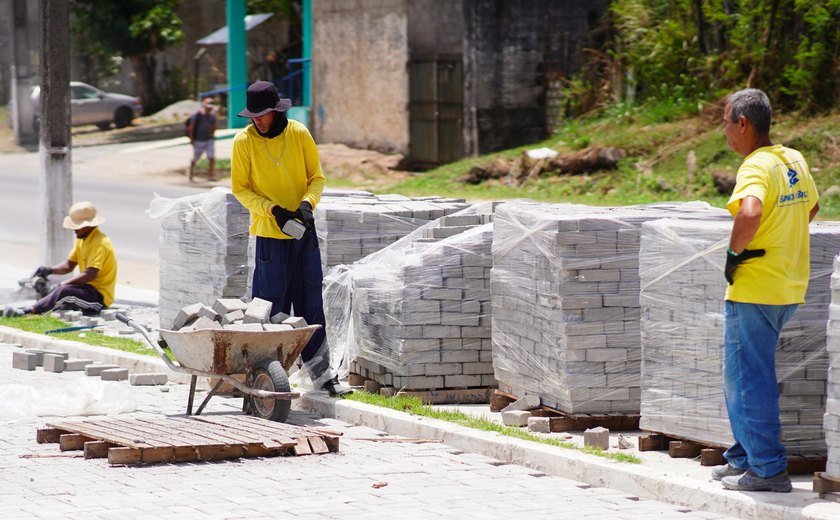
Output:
[237, 80, 292, 118]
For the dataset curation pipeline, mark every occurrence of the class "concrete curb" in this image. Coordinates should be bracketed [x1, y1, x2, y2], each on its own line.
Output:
[298, 393, 839, 520]
[0, 325, 191, 384]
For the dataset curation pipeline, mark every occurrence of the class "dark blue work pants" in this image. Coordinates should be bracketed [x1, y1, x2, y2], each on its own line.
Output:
[252, 232, 330, 381]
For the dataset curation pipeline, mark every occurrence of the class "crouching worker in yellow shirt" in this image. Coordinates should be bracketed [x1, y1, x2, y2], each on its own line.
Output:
[3, 201, 117, 317]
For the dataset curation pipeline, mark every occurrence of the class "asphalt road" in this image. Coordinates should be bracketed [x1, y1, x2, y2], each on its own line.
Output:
[0, 138, 234, 289]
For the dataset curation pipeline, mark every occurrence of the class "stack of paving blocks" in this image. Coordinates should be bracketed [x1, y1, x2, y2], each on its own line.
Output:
[638, 218, 835, 455]
[489, 201, 729, 414]
[326, 204, 496, 390]
[156, 188, 251, 328]
[315, 191, 471, 271]
[823, 255, 840, 476]
[171, 298, 307, 332]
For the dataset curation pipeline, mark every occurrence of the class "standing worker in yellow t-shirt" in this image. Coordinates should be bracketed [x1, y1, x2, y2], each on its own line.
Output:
[231, 81, 352, 397]
[710, 89, 820, 492]
[3, 201, 117, 318]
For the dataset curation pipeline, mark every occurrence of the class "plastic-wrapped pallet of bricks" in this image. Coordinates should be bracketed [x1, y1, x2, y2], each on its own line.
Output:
[489, 201, 729, 414]
[825, 254, 840, 477]
[314, 190, 471, 272]
[324, 203, 497, 390]
[638, 218, 836, 456]
[147, 188, 251, 329]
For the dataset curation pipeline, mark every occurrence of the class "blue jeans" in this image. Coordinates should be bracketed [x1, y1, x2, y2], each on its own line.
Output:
[253, 232, 330, 382]
[723, 300, 797, 478]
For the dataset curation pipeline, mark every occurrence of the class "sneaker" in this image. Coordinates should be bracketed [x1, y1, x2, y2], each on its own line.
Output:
[721, 469, 792, 493]
[322, 376, 353, 397]
[711, 463, 747, 481]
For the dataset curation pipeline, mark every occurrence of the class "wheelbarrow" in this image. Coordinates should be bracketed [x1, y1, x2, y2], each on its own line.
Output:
[116, 313, 320, 423]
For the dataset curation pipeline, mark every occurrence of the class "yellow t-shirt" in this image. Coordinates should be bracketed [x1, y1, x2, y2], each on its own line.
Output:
[231, 120, 326, 239]
[725, 145, 819, 305]
[67, 227, 117, 307]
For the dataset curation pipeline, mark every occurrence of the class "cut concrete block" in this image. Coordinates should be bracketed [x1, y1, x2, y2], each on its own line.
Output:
[100, 368, 129, 381]
[172, 303, 203, 330]
[270, 311, 291, 324]
[188, 316, 223, 331]
[64, 358, 94, 371]
[101, 310, 117, 321]
[41, 350, 69, 360]
[244, 298, 273, 324]
[212, 298, 249, 315]
[282, 316, 308, 329]
[501, 394, 542, 413]
[263, 323, 294, 332]
[223, 323, 264, 332]
[85, 363, 121, 376]
[129, 373, 168, 386]
[43, 354, 65, 373]
[12, 351, 37, 371]
[501, 410, 532, 427]
[527, 416, 551, 433]
[584, 427, 610, 450]
[197, 305, 220, 322]
[25, 349, 45, 366]
[221, 310, 245, 325]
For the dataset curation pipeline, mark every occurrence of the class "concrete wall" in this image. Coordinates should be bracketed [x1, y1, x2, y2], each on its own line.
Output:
[407, 0, 464, 58]
[312, 0, 409, 154]
[465, 0, 609, 154]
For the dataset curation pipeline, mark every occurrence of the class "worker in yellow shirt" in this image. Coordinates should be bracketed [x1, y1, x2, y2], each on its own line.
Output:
[3, 201, 117, 317]
[231, 80, 351, 397]
[711, 89, 819, 492]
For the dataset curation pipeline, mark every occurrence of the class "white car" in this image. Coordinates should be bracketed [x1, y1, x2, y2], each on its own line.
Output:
[31, 81, 143, 130]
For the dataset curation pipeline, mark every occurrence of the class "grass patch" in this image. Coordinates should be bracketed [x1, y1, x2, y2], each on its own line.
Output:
[194, 157, 231, 179]
[343, 391, 641, 464]
[0, 314, 170, 359]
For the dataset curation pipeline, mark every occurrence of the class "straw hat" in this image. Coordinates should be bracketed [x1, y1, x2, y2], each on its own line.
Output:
[63, 201, 105, 230]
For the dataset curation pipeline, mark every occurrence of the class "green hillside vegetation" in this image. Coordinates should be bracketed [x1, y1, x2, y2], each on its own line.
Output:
[391, 103, 840, 218]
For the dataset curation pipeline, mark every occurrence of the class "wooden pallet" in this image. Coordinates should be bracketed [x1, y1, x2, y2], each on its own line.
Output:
[813, 472, 840, 501]
[37, 414, 341, 465]
[491, 390, 641, 431]
[639, 431, 826, 475]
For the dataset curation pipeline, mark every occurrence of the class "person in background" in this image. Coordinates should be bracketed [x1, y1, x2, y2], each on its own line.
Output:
[187, 97, 217, 182]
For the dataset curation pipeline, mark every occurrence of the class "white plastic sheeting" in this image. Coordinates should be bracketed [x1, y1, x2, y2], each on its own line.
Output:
[0, 379, 137, 424]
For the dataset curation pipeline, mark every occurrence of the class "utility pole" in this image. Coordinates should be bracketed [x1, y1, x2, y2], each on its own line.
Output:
[39, 0, 72, 265]
[227, 0, 246, 129]
[10, 0, 38, 145]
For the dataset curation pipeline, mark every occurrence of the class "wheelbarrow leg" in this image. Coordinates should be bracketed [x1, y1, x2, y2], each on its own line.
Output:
[187, 375, 197, 415]
[195, 378, 225, 416]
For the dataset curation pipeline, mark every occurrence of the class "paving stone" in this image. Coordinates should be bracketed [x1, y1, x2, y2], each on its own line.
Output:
[243, 298, 273, 324]
[84, 363, 122, 376]
[270, 311, 291, 324]
[100, 368, 129, 381]
[501, 394, 541, 412]
[172, 302, 203, 330]
[221, 309, 245, 325]
[501, 410, 532, 427]
[212, 298, 249, 315]
[584, 427, 610, 450]
[129, 373, 168, 386]
[263, 323, 293, 332]
[186, 316, 223, 331]
[63, 358, 94, 371]
[24, 349, 44, 366]
[12, 351, 37, 371]
[43, 353, 64, 373]
[282, 316, 308, 329]
[527, 416, 551, 433]
[197, 305, 219, 322]
[223, 323, 264, 332]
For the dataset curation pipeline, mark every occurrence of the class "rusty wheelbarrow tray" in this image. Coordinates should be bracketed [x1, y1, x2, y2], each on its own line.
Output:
[117, 313, 319, 422]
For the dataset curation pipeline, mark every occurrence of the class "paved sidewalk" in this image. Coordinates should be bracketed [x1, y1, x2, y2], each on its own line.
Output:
[0, 342, 735, 520]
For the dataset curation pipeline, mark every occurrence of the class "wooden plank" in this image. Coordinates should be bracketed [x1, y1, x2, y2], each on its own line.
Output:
[195, 444, 244, 461]
[293, 437, 312, 456]
[59, 434, 93, 452]
[700, 448, 725, 467]
[787, 455, 826, 475]
[47, 420, 163, 449]
[638, 433, 669, 452]
[36, 428, 65, 444]
[83, 441, 115, 459]
[489, 392, 516, 412]
[307, 436, 330, 454]
[108, 447, 141, 464]
[814, 472, 840, 494]
[669, 440, 702, 458]
[187, 416, 294, 451]
[394, 387, 493, 405]
[348, 373, 367, 387]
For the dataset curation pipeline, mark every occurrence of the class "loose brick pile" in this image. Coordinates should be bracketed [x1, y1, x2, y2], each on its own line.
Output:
[638, 218, 834, 455]
[156, 189, 251, 329]
[315, 191, 471, 270]
[326, 204, 496, 390]
[824, 255, 840, 476]
[170, 298, 307, 332]
[490, 201, 729, 414]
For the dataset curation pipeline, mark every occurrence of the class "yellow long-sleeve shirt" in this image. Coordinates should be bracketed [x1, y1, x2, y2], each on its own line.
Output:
[231, 120, 325, 239]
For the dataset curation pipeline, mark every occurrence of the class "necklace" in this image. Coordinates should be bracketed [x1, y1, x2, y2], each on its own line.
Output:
[262, 134, 287, 166]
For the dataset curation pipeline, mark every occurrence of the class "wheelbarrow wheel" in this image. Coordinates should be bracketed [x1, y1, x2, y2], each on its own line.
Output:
[246, 358, 291, 423]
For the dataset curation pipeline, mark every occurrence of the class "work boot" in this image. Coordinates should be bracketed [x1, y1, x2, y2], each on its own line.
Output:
[721, 469, 792, 493]
[3, 306, 24, 318]
[711, 463, 747, 481]
[322, 376, 353, 397]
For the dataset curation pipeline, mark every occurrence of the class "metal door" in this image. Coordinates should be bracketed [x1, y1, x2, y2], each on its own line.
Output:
[409, 56, 463, 168]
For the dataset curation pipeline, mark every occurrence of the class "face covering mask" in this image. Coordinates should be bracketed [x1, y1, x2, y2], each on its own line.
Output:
[255, 112, 288, 138]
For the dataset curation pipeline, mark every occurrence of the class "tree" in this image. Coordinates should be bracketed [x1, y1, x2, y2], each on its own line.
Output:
[71, 0, 184, 114]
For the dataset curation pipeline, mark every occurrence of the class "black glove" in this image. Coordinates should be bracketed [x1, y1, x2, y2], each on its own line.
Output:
[33, 266, 53, 279]
[271, 205, 302, 229]
[298, 201, 315, 231]
[724, 248, 765, 285]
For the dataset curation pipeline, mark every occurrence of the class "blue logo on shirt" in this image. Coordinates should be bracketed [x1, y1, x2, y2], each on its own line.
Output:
[787, 169, 799, 188]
